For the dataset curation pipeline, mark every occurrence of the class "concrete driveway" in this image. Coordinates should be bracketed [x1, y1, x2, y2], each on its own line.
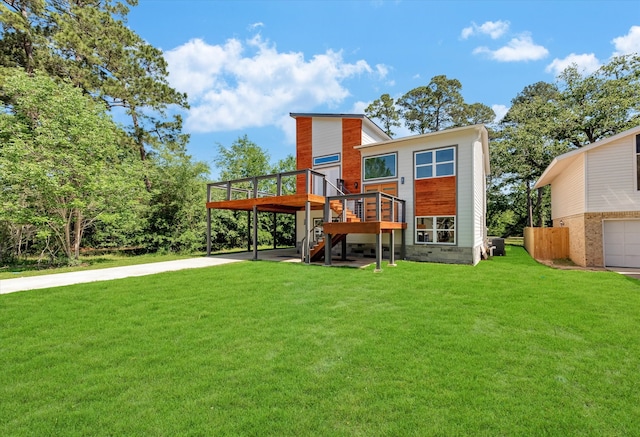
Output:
[0, 256, 245, 295]
[608, 267, 640, 281]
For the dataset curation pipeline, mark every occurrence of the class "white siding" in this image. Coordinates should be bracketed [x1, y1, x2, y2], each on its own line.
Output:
[472, 140, 485, 248]
[586, 136, 640, 212]
[358, 129, 483, 249]
[362, 124, 387, 145]
[311, 118, 342, 160]
[550, 154, 585, 219]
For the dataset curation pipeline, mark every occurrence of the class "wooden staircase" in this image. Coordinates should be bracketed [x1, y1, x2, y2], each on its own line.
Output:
[329, 200, 361, 222]
[308, 200, 360, 262]
[309, 233, 346, 262]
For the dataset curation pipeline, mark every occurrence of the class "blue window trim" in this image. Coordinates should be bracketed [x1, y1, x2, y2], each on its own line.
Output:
[313, 153, 341, 166]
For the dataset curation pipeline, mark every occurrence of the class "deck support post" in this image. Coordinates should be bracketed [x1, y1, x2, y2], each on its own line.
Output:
[389, 230, 396, 266]
[252, 205, 258, 261]
[341, 237, 347, 261]
[375, 231, 382, 272]
[401, 228, 406, 260]
[247, 211, 251, 252]
[304, 200, 311, 264]
[206, 207, 211, 256]
[273, 212, 277, 249]
[324, 233, 332, 266]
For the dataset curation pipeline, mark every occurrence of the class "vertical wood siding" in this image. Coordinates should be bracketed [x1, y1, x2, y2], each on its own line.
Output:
[296, 117, 312, 193]
[342, 118, 363, 193]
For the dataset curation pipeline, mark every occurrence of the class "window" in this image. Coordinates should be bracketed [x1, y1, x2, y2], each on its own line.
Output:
[415, 147, 455, 179]
[313, 153, 340, 167]
[636, 134, 640, 190]
[415, 216, 456, 244]
[363, 153, 397, 181]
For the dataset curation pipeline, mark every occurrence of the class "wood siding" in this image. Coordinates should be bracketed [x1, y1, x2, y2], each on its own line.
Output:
[296, 117, 312, 193]
[414, 176, 456, 216]
[342, 118, 363, 193]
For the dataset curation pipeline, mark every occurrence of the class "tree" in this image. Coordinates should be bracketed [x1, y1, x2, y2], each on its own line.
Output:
[0, 68, 147, 261]
[365, 93, 400, 137]
[456, 102, 496, 127]
[554, 54, 640, 147]
[397, 75, 465, 133]
[1, 0, 189, 192]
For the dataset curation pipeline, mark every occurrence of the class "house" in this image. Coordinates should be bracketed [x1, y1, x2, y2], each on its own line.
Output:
[206, 113, 490, 268]
[534, 125, 640, 268]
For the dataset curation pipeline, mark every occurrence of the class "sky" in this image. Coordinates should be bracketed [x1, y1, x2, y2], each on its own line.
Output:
[126, 0, 640, 179]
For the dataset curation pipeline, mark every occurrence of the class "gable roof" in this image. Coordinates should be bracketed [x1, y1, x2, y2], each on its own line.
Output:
[534, 124, 640, 189]
[289, 112, 392, 141]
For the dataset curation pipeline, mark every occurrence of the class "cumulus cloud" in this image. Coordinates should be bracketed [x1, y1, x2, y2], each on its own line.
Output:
[545, 53, 601, 76]
[612, 25, 640, 56]
[164, 35, 379, 133]
[473, 34, 549, 62]
[461, 20, 510, 40]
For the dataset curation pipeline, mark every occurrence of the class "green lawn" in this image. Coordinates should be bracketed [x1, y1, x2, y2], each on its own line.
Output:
[1, 247, 639, 436]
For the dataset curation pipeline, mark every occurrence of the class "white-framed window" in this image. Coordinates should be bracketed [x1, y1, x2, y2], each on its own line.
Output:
[415, 146, 455, 179]
[313, 153, 340, 167]
[415, 216, 456, 244]
[363, 153, 397, 181]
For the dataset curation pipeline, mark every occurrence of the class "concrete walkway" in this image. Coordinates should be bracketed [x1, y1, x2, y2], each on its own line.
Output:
[0, 256, 245, 295]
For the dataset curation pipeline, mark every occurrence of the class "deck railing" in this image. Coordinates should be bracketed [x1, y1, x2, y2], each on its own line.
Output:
[324, 192, 406, 224]
[206, 169, 328, 202]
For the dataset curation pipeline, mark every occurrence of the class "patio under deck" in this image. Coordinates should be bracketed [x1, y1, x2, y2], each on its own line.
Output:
[206, 169, 408, 271]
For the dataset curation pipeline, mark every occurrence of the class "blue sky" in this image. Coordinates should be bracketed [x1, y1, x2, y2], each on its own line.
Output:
[127, 0, 640, 179]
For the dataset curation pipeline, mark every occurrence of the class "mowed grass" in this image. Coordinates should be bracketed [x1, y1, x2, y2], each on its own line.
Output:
[1, 247, 639, 436]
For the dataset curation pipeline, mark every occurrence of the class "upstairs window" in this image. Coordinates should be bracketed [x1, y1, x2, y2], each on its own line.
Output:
[313, 153, 340, 167]
[363, 153, 397, 181]
[415, 147, 455, 179]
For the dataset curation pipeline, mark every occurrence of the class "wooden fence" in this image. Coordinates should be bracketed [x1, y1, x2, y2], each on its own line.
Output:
[524, 227, 569, 260]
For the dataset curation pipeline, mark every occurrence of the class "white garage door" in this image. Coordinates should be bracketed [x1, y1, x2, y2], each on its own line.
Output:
[604, 220, 640, 268]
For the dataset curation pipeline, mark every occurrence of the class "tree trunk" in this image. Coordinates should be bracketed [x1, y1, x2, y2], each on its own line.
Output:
[73, 209, 83, 260]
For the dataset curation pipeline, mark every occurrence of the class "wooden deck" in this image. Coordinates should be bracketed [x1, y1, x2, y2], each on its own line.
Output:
[322, 221, 407, 234]
[206, 193, 326, 213]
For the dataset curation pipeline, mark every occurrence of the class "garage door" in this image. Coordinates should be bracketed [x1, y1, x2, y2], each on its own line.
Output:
[604, 220, 640, 268]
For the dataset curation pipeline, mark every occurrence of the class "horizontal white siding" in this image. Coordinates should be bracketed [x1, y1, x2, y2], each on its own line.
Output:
[312, 118, 342, 162]
[359, 129, 482, 249]
[362, 124, 388, 144]
[473, 140, 485, 248]
[551, 154, 585, 219]
[586, 136, 640, 212]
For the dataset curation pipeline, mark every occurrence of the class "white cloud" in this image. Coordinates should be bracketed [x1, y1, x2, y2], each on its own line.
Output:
[492, 104, 509, 123]
[473, 34, 549, 62]
[612, 25, 640, 56]
[461, 20, 510, 40]
[545, 53, 601, 76]
[164, 36, 378, 133]
[248, 22, 264, 31]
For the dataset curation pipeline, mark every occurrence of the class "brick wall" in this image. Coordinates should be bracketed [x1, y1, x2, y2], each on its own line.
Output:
[555, 211, 640, 267]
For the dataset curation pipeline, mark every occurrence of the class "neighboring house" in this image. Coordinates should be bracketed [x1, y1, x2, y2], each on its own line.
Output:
[206, 113, 490, 267]
[534, 125, 640, 268]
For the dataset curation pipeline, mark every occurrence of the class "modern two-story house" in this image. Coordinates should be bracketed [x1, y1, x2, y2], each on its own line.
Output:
[206, 113, 490, 267]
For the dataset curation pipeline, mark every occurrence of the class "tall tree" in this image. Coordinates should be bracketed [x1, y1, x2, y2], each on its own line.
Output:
[0, 0, 189, 191]
[554, 54, 640, 147]
[365, 93, 401, 137]
[397, 75, 465, 133]
[0, 69, 147, 261]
